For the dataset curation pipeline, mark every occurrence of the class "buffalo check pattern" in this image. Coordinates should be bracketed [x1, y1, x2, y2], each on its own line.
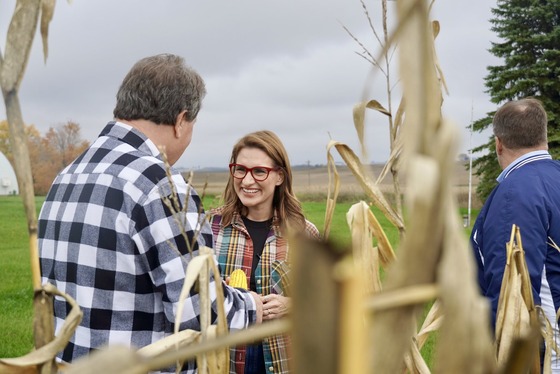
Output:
[39, 121, 257, 373]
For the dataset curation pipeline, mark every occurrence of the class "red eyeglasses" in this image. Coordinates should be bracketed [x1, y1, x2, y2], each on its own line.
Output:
[229, 163, 280, 181]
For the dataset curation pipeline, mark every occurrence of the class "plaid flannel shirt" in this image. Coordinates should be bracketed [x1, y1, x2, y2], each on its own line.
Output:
[210, 208, 320, 374]
[38, 122, 257, 373]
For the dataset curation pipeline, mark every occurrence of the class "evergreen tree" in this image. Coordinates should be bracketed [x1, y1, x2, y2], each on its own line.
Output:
[473, 0, 560, 200]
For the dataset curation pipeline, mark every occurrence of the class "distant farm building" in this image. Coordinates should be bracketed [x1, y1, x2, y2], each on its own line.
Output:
[0, 151, 18, 195]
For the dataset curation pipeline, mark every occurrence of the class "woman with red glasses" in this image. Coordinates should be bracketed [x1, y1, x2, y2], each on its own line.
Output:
[209, 130, 320, 374]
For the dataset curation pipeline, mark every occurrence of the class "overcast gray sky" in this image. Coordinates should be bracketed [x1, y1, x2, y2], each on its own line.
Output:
[0, 1, 498, 169]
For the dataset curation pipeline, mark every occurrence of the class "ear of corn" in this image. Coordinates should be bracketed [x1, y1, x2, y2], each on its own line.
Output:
[229, 269, 248, 290]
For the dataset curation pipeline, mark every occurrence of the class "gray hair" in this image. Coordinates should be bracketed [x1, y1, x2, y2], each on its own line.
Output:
[493, 98, 548, 149]
[113, 54, 206, 125]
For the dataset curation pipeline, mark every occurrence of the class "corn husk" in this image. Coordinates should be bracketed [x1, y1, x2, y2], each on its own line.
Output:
[494, 225, 541, 372]
[347, 201, 396, 294]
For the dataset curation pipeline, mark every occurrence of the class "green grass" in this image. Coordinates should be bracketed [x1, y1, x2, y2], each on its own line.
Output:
[0, 194, 478, 368]
[0, 196, 41, 358]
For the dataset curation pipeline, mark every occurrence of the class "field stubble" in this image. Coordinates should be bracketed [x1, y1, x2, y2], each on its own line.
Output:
[188, 162, 482, 209]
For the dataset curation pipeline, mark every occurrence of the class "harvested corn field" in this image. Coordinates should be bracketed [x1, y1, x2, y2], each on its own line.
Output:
[188, 161, 481, 208]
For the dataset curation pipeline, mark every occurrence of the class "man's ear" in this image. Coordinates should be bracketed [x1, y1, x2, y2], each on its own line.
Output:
[495, 136, 503, 155]
[174, 110, 188, 138]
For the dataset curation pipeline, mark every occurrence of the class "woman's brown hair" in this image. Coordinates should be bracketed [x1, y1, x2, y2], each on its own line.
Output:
[219, 130, 306, 233]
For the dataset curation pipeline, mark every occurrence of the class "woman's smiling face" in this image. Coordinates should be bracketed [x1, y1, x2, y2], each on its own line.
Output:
[233, 147, 283, 221]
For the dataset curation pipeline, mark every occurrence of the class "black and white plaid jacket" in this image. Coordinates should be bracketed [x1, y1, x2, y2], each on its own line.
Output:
[39, 121, 257, 372]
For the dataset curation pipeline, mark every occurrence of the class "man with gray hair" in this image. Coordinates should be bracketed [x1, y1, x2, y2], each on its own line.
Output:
[471, 98, 560, 371]
[39, 54, 263, 372]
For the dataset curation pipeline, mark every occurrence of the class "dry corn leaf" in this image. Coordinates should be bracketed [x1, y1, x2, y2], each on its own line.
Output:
[430, 20, 449, 96]
[327, 140, 404, 231]
[39, 0, 55, 63]
[404, 341, 431, 374]
[494, 225, 540, 372]
[376, 130, 404, 185]
[64, 346, 144, 374]
[198, 326, 229, 374]
[195, 250, 211, 373]
[376, 96, 405, 186]
[366, 205, 396, 267]
[324, 145, 341, 239]
[138, 330, 200, 357]
[415, 301, 443, 349]
[495, 228, 517, 343]
[347, 201, 382, 294]
[496, 272, 523, 365]
[173, 247, 229, 374]
[346, 202, 396, 293]
[65, 321, 290, 374]
[365, 284, 439, 313]
[353, 100, 391, 161]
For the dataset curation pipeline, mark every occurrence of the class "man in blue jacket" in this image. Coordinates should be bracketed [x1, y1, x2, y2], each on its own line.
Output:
[471, 98, 560, 371]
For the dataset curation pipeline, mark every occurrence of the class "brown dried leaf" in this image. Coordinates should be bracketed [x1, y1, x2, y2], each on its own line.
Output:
[40, 0, 56, 63]
[324, 145, 341, 239]
[432, 20, 440, 38]
[353, 100, 391, 161]
[327, 140, 404, 231]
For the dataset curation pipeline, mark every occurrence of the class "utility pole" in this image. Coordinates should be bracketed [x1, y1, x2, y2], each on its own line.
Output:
[467, 102, 474, 228]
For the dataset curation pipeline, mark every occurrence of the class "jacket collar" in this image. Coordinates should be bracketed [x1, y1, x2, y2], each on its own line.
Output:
[497, 150, 551, 182]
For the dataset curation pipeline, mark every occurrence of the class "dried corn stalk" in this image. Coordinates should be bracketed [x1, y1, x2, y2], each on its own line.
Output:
[367, 0, 498, 372]
[494, 225, 540, 372]
[173, 247, 229, 374]
[1, 2, 72, 367]
[344, 0, 406, 218]
[346, 200, 439, 373]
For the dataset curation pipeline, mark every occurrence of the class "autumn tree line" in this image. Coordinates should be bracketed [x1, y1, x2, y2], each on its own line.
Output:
[0, 120, 89, 195]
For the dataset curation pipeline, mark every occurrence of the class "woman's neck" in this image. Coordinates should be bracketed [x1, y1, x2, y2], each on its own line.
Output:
[245, 206, 273, 222]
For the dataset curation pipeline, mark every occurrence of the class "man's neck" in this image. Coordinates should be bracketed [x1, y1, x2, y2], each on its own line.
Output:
[116, 118, 177, 164]
[500, 145, 548, 170]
